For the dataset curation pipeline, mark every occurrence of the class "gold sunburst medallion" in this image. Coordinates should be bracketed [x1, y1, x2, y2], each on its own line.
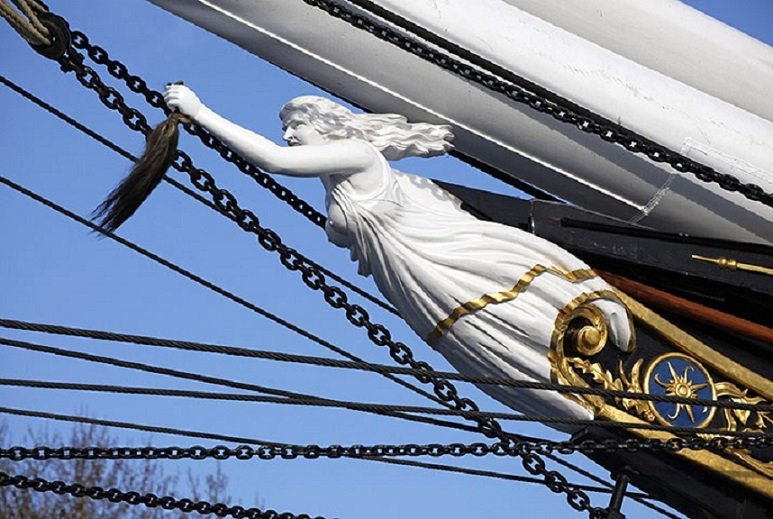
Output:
[643, 353, 716, 429]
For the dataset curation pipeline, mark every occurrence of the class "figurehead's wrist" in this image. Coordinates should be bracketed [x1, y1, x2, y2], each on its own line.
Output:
[190, 103, 209, 123]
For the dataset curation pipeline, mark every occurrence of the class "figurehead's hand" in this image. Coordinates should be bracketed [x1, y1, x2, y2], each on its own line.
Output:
[164, 83, 203, 120]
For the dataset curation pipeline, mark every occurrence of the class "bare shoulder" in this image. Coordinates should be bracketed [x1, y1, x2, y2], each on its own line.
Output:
[317, 139, 381, 173]
[334, 140, 390, 193]
[329, 139, 380, 161]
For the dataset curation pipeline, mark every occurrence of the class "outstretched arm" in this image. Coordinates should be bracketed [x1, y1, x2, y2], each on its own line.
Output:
[164, 85, 376, 177]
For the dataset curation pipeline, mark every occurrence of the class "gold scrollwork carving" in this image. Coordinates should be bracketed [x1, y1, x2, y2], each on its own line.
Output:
[550, 289, 773, 495]
[714, 381, 771, 433]
[566, 357, 654, 422]
[549, 289, 633, 413]
[566, 305, 608, 356]
[712, 381, 772, 479]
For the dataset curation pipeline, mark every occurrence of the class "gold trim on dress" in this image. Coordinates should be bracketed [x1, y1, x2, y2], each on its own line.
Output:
[426, 265, 597, 345]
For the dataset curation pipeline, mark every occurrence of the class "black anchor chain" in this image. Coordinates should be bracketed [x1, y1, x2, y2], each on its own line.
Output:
[2, 433, 770, 463]
[0, 470, 323, 519]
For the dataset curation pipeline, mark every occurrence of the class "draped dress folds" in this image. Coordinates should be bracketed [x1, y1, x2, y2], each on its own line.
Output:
[326, 145, 631, 430]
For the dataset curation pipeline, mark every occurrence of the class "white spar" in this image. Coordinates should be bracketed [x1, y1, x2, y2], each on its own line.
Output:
[149, 0, 773, 243]
[504, 0, 773, 124]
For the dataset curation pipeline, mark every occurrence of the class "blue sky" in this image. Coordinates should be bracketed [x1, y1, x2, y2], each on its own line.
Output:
[1, 1, 771, 518]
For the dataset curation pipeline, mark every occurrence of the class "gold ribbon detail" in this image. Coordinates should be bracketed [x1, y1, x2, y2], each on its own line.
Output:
[426, 265, 597, 345]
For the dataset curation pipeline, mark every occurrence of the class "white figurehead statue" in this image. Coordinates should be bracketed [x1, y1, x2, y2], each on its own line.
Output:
[165, 85, 633, 431]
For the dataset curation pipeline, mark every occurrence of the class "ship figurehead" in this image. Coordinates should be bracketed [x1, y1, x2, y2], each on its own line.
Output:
[97, 85, 772, 519]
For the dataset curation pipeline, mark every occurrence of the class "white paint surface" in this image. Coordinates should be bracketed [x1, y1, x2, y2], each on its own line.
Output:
[148, 0, 773, 243]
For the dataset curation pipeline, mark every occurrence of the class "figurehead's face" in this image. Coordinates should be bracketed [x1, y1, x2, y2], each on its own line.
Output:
[280, 96, 352, 146]
[282, 117, 327, 146]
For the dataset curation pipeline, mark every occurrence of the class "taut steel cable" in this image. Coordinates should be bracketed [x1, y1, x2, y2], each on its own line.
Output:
[1, 318, 769, 414]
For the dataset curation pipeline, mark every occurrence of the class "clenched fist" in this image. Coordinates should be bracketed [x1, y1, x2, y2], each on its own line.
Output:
[164, 84, 203, 119]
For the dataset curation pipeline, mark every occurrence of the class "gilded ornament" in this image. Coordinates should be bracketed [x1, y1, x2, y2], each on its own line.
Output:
[713, 381, 771, 433]
[566, 304, 608, 356]
[643, 353, 716, 429]
[550, 289, 773, 495]
[566, 357, 654, 421]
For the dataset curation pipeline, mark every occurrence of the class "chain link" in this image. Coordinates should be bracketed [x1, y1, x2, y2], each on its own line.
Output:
[303, 0, 773, 209]
[5, 434, 768, 462]
[68, 30, 327, 229]
[0, 470, 321, 519]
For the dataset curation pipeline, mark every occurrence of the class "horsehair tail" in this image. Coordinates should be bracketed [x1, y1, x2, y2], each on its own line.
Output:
[93, 111, 188, 233]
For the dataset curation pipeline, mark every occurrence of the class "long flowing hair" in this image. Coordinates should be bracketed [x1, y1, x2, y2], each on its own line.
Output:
[280, 96, 453, 160]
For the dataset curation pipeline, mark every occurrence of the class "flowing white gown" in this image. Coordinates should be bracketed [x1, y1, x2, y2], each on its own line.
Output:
[326, 145, 630, 429]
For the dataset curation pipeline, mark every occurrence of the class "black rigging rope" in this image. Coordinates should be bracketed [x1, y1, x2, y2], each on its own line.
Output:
[1, 318, 768, 414]
[317, 0, 773, 208]
[3, 377, 769, 438]
[0, 174, 441, 408]
[0, 72, 400, 317]
[373, 457, 680, 518]
[0, 336, 474, 434]
[0, 338, 335, 401]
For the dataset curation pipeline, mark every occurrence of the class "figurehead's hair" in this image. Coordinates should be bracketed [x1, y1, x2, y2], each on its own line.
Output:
[280, 96, 453, 161]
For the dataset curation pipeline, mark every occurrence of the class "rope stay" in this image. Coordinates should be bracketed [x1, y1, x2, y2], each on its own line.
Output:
[307, 0, 773, 208]
[0, 335, 468, 433]
[0, 175, 440, 407]
[0, 0, 48, 46]
[0, 470, 322, 519]
[1, 318, 769, 414]
[374, 458, 680, 519]
[3, 377, 770, 438]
